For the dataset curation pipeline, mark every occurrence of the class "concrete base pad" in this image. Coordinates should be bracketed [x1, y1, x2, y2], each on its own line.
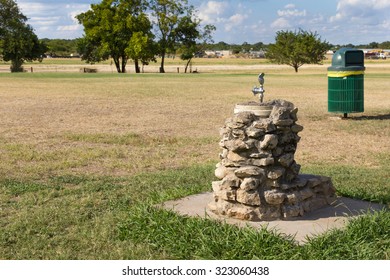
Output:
[161, 192, 385, 244]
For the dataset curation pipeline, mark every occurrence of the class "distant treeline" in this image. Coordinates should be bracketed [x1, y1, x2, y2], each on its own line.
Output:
[40, 38, 390, 58]
[40, 39, 79, 57]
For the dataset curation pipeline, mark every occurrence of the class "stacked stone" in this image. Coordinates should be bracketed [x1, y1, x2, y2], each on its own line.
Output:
[209, 100, 336, 221]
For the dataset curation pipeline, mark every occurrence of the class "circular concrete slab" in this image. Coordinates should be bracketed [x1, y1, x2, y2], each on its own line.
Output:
[161, 192, 386, 244]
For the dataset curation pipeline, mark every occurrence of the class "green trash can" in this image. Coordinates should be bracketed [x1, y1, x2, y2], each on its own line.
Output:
[328, 48, 365, 117]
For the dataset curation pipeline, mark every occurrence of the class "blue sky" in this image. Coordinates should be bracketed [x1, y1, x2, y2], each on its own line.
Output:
[16, 0, 390, 44]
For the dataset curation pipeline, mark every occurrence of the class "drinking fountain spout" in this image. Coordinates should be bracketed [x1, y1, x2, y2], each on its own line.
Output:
[252, 73, 265, 103]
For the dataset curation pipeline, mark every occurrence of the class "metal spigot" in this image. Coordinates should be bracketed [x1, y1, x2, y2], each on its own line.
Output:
[252, 73, 265, 103]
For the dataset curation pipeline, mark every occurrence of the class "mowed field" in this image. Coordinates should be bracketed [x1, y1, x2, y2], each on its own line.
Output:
[0, 59, 389, 259]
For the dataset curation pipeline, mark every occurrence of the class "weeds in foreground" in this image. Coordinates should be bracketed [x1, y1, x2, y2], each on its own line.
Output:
[1, 162, 389, 259]
[118, 206, 390, 260]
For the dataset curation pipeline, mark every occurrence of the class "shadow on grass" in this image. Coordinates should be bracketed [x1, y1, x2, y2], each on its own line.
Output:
[350, 114, 390, 121]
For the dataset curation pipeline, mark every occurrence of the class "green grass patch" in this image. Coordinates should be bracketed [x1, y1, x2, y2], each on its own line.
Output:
[118, 205, 298, 260]
[1, 161, 389, 259]
[301, 156, 390, 205]
[118, 205, 390, 260]
[0, 164, 215, 259]
[301, 210, 390, 259]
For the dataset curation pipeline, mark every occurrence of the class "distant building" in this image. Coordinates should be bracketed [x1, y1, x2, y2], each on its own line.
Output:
[249, 50, 266, 58]
[204, 50, 233, 58]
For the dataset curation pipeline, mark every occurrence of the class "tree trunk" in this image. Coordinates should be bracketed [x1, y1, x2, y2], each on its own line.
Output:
[134, 59, 140, 73]
[11, 59, 24, 72]
[184, 58, 192, 73]
[113, 58, 121, 73]
[160, 51, 166, 73]
[294, 65, 299, 73]
[121, 56, 127, 73]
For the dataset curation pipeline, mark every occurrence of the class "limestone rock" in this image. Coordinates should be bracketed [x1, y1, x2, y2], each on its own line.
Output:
[212, 181, 236, 201]
[233, 111, 255, 125]
[249, 151, 272, 158]
[221, 174, 241, 189]
[260, 134, 278, 150]
[240, 177, 261, 191]
[286, 192, 300, 204]
[258, 205, 281, 220]
[264, 190, 286, 205]
[231, 129, 246, 140]
[252, 119, 276, 132]
[237, 189, 261, 206]
[299, 188, 315, 200]
[224, 139, 249, 152]
[246, 127, 264, 138]
[227, 151, 247, 163]
[234, 166, 265, 178]
[290, 107, 299, 121]
[211, 99, 335, 222]
[251, 157, 275, 167]
[219, 148, 228, 160]
[226, 205, 257, 220]
[290, 162, 301, 175]
[278, 153, 294, 167]
[214, 165, 228, 179]
[283, 205, 303, 218]
[225, 119, 245, 129]
[274, 118, 294, 126]
[270, 103, 293, 121]
[267, 167, 285, 180]
[291, 124, 304, 133]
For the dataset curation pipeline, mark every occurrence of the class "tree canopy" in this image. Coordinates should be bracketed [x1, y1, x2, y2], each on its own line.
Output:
[150, 0, 208, 73]
[76, 0, 214, 73]
[0, 0, 47, 72]
[76, 0, 153, 73]
[266, 29, 329, 72]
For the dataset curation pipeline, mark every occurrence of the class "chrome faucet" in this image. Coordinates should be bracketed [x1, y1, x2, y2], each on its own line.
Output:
[252, 73, 265, 103]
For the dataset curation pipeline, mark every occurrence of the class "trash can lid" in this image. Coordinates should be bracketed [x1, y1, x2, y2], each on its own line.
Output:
[328, 47, 365, 71]
[328, 48, 365, 71]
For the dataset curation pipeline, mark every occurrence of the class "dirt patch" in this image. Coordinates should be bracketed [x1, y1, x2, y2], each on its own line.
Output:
[0, 66, 389, 180]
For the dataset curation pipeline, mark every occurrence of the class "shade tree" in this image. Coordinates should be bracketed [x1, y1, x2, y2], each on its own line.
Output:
[0, 0, 47, 72]
[76, 0, 153, 73]
[266, 29, 329, 72]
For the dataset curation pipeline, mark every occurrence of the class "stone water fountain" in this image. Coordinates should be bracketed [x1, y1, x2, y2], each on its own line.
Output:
[208, 73, 336, 221]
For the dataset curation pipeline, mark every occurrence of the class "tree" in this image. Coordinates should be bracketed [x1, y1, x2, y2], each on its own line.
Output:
[76, 0, 154, 73]
[379, 41, 390, 49]
[176, 19, 215, 73]
[266, 29, 329, 72]
[368, 42, 379, 49]
[41, 39, 78, 57]
[0, 0, 47, 72]
[126, 31, 156, 73]
[150, 0, 198, 73]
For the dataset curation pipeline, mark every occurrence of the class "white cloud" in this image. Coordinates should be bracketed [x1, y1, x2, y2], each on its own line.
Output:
[284, 4, 296, 9]
[198, 1, 229, 24]
[271, 18, 291, 29]
[229, 14, 246, 25]
[57, 25, 80, 31]
[17, 1, 91, 38]
[330, 0, 390, 22]
[276, 4, 307, 18]
[225, 13, 248, 31]
[327, 0, 390, 42]
[271, 3, 307, 30]
[69, 10, 87, 24]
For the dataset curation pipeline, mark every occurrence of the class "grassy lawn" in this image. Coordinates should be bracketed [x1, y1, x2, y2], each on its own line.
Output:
[0, 65, 389, 259]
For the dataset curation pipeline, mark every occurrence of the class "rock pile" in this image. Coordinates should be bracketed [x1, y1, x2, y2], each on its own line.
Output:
[209, 100, 336, 221]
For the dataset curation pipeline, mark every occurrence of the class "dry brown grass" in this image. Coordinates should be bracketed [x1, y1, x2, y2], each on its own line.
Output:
[0, 64, 389, 181]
